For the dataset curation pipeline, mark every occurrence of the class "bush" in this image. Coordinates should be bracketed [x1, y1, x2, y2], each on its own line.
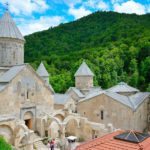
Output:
[0, 136, 12, 150]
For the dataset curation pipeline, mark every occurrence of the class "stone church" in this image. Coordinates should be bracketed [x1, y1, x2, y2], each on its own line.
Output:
[0, 10, 150, 150]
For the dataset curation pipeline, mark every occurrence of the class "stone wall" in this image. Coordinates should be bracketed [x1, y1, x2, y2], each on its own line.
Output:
[0, 38, 24, 66]
[77, 94, 148, 132]
[0, 65, 54, 116]
[54, 104, 64, 110]
[75, 76, 93, 90]
[133, 98, 149, 131]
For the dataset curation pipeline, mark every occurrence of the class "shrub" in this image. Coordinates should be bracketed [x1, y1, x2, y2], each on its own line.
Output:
[0, 136, 12, 150]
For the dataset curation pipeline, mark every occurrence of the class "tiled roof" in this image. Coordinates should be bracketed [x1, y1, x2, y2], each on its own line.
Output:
[74, 61, 94, 76]
[107, 82, 139, 93]
[0, 11, 24, 41]
[36, 62, 49, 77]
[76, 130, 150, 150]
[54, 94, 70, 104]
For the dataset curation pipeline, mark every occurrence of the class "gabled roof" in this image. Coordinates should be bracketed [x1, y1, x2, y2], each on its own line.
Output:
[79, 90, 150, 111]
[66, 87, 102, 99]
[66, 87, 85, 98]
[0, 64, 54, 93]
[36, 62, 49, 77]
[76, 130, 150, 150]
[74, 61, 94, 77]
[54, 94, 71, 105]
[107, 82, 139, 93]
[0, 11, 24, 41]
[0, 65, 25, 82]
[129, 92, 150, 110]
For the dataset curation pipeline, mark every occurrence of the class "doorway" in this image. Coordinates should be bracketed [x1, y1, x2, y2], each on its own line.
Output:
[25, 119, 32, 129]
[23, 111, 34, 129]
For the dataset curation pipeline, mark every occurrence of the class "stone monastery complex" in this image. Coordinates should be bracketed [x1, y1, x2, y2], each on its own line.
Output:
[0, 11, 149, 150]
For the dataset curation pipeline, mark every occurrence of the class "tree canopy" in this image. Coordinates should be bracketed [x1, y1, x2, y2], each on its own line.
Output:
[25, 11, 150, 93]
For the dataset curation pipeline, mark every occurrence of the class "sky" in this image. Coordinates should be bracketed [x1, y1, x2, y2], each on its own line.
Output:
[0, 0, 149, 35]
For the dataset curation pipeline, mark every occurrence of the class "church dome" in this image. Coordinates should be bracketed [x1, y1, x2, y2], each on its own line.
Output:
[75, 61, 94, 77]
[0, 11, 24, 41]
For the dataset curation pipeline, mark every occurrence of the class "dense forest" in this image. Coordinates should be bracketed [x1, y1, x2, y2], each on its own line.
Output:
[25, 11, 150, 93]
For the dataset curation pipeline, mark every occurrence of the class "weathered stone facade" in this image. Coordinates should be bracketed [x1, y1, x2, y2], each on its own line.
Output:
[75, 76, 93, 91]
[0, 65, 54, 116]
[0, 38, 24, 67]
[77, 94, 149, 132]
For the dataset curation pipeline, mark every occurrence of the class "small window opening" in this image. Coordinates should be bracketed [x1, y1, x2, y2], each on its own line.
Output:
[27, 90, 29, 99]
[101, 110, 104, 120]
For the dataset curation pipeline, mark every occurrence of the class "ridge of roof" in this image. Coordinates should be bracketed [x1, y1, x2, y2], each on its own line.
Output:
[66, 87, 85, 98]
[79, 90, 150, 111]
[0, 64, 55, 94]
[0, 11, 24, 41]
[74, 61, 94, 77]
[107, 82, 139, 93]
[36, 62, 49, 77]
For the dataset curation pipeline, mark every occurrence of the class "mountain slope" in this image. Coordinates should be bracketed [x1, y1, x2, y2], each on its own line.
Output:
[25, 11, 150, 93]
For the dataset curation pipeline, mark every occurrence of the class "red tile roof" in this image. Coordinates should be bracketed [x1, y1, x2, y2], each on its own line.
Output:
[76, 130, 150, 150]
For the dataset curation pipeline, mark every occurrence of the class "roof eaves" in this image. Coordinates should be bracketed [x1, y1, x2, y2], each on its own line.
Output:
[79, 91, 105, 103]
[105, 92, 133, 110]
[131, 92, 150, 110]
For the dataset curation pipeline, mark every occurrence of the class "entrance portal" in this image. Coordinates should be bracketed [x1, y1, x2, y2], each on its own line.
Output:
[23, 111, 34, 129]
[25, 119, 32, 129]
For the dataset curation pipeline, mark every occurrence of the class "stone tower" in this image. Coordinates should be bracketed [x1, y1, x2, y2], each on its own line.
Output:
[0, 11, 25, 67]
[75, 61, 94, 91]
[36, 62, 49, 84]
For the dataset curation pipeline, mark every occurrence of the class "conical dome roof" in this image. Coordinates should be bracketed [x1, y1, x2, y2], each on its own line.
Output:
[75, 61, 94, 76]
[0, 11, 24, 41]
[36, 62, 49, 77]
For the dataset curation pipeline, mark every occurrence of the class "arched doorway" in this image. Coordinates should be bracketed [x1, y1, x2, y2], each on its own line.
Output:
[54, 114, 65, 122]
[23, 111, 33, 129]
[65, 119, 79, 137]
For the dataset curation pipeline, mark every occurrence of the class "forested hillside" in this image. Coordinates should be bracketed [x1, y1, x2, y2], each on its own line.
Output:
[25, 11, 150, 93]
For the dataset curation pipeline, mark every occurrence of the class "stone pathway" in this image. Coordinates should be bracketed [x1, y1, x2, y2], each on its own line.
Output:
[35, 142, 80, 150]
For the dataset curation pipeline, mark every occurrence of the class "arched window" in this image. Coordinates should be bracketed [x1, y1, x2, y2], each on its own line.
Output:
[100, 110, 104, 120]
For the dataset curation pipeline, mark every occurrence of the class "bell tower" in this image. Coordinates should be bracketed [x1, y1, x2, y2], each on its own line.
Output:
[0, 10, 25, 67]
[75, 61, 94, 91]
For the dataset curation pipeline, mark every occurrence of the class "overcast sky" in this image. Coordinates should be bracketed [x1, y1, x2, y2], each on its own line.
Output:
[0, 0, 149, 35]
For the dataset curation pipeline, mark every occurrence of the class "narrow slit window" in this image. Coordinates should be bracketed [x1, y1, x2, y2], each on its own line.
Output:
[101, 110, 104, 120]
[27, 90, 29, 99]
